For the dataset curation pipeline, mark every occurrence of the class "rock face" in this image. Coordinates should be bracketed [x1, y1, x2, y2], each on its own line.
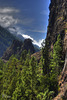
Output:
[22, 39, 35, 53]
[2, 40, 23, 60]
[46, 0, 67, 99]
[47, 0, 67, 52]
[54, 51, 67, 100]
[2, 39, 35, 60]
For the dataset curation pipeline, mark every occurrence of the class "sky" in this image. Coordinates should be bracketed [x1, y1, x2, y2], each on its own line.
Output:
[0, 0, 50, 47]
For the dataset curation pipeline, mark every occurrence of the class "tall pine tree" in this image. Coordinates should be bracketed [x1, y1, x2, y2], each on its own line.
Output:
[41, 39, 49, 75]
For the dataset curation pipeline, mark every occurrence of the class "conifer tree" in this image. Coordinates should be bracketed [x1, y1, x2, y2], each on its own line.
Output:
[41, 39, 49, 75]
[21, 56, 38, 100]
[0, 70, 3, 96]
[2, 56, 19, 99]
[50, 34, 63, 75]
[49, 34, 63, 94]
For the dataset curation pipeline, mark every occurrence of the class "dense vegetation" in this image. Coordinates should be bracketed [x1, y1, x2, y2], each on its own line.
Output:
[0, 35, 63, 100]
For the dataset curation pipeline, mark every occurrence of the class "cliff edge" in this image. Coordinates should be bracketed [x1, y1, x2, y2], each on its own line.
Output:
[46, 0, 67, 99]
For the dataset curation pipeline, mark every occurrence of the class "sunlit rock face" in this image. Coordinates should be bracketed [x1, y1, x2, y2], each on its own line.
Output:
[47, 0, 67, 99]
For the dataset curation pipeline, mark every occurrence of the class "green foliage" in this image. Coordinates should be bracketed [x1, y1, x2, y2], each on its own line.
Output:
[48, 34, 63, 95]
[0, 59, 5, 70]
[21, 56, 38, 100]
[50, 34, 63, 75]
[37, 89, 54, 100]
[41, 39, 49, 75]
[0, 34, 63, 100]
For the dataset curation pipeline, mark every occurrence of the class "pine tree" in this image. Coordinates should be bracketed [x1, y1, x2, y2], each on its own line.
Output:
[49, 34, 63, 95]
[2, 56, 19, 99]
[50, 34, 63, 75]
[0, 70, 3, 96]
[21, 56, 38, 100]
[41, 39, 49, 75]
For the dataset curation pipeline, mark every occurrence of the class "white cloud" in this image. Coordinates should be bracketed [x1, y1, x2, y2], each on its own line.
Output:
[22, 34, 33, 40]
[0, 7, 19, 13]
[0, 7, 20, 28]
[21, 34, 44, 47]
[0, 7, 34, 28]
[0, 14, 19, 27]
[8, 27, 17, 33]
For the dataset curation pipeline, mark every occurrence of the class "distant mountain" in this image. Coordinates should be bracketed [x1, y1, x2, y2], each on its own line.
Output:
[8, 27, 40, 51]
[17, 34, 24, 41]
[0, 26, 40, 58]
[0, 26, 16, 57]
[2, 39, 35, 60]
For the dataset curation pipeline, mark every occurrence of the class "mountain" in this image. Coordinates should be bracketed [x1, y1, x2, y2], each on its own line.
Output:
[0, 26, 16, 57]
[16, 34, 24, 41]
[22, 39, 35, 53]
[2, 39, 35, 60]
[46, 0, 67, 99]
[0, 25, 40, 58]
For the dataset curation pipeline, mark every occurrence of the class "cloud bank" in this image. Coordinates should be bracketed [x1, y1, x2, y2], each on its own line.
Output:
[0, 14, 19, 27]
[0, 7, 20, 28]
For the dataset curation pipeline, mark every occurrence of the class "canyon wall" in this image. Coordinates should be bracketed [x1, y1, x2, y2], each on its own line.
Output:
[47, 0, 67, 52]
[46, 0, 67, 99]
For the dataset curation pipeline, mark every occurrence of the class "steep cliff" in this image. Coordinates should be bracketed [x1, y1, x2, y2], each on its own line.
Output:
[46, 0, 67, 99]
[47, 0, 67, 52]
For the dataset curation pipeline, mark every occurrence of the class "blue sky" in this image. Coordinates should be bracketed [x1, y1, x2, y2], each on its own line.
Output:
[0, 0, 50, 47]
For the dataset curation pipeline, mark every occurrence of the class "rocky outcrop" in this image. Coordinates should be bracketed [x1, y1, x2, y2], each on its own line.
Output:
[2, 39, 35, 60]
[2, 40, 23, 60]
[46, 0, 67, 99]
[22, 39, 35, 53]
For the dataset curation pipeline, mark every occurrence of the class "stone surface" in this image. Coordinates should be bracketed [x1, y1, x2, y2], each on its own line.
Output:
[47, 0, 67, 53]
[46, 0, 67, 99]
[22, 39, 35, 53]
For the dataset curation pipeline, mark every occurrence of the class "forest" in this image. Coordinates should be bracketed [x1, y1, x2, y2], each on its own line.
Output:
[0, 34, 64, 100]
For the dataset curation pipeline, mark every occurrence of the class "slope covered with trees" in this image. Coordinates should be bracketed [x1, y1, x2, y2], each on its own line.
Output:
[0, 35, 64, 100]
[0, 26, 16, 57]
